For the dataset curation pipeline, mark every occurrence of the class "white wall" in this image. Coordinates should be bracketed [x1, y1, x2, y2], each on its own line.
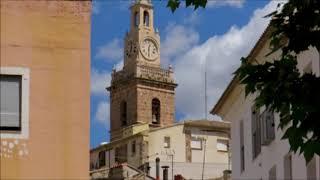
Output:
[223, 40, 320, 179]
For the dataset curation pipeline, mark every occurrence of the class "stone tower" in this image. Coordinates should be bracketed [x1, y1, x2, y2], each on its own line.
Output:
[107, 0, 177, 141]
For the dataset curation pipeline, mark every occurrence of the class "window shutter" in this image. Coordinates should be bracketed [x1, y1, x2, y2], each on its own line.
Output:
[307, 157, 316, 180]
[284, 154, 292, 180]
[240, 120, 245, 172]
[266, 111, 275, 140]
[261, 109, 275, 145]
[252, 105, 261, 159]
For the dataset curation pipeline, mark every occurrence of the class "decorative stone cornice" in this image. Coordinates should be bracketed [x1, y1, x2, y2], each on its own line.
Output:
[108, 65, 177, 91]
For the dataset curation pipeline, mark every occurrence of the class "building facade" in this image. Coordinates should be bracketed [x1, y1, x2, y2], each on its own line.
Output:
[90, 120, 230, 179]
[90, 0, 230, 179]
[0, 0, 91, 179]
[211, 26, 320, 179]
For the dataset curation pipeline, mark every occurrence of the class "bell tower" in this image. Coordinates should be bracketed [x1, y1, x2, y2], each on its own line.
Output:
[124, 0, 160, 73]
[108, 0, 177, 141]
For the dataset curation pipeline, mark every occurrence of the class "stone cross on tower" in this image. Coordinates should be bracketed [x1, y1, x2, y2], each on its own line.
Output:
[107, 0, 177, 141]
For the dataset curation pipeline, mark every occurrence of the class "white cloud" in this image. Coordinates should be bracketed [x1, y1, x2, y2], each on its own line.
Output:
[91, 68, 111, 96]
[207, 0, 245, 8]
[161, 23, 199, 66]
[95, 38, 123, 61]
[183, 11, 201, 26]
[95, 101, 110, 126]
[119, 0, 134, 11]
[115, 60, 124, 71]
[162, 1, 278, 120]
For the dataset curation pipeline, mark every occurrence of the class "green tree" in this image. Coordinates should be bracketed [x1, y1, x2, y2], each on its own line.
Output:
[167, 0, 320, 162]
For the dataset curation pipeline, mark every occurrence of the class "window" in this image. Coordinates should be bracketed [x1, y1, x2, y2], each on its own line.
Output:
[164, 136, 170, 148]
[0, 75, 21, 131]
[115, 147, 119, 162]
[143, 11, 149, 26]
[0, 67, 29, 139]
[131, 140, 136, 155]
[252, 105, 261, 159]
[98, 151, 106, 168]
[284, 153, 292, 180]
[115, 144, 127, 163]
[307, 157, 316, 180]
[152, 98, 160, 124]
[240, 120, 245, 172]
[134, 12, 139, 27]
[261, 108, 275, 145]
[120, 101, 127, 126]
[217, 139, 228, 152]
[191, 136, 202, 150]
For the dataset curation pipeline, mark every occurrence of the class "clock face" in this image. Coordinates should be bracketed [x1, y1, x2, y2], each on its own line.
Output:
[125, 40, 137, 59]
[140, 38, 159, 60]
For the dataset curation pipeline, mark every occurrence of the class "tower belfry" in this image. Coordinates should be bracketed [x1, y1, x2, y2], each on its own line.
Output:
[124, 0, 160, 72]
[107, 0, 177, 141]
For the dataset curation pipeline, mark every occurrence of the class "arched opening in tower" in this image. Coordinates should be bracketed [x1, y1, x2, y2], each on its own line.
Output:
[143, 11, 149, 27]
[152, 98, 160, 124]
[120, 101, 127, 126]
[134, 11, 139, 27]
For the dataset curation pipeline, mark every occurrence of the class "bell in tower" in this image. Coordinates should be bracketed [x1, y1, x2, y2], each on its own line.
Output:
[107, 0, 177, 141]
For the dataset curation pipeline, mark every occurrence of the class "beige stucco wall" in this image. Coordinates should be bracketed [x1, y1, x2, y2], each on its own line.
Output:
[148, 125, 185, 162]
[218, 38, 320, 179]
[148, 124, 229, 179]
[0, 0, 91, 179]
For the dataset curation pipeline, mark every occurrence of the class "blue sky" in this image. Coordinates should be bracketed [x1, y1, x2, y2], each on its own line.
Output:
[90, 0, 278, 148]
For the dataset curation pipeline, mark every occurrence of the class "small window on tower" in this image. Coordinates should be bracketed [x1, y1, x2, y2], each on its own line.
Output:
[134, 12, 139, 27]
[120, 101, 127, 126]
[152, 98, 160, 124]
[143, 11, 149, 26]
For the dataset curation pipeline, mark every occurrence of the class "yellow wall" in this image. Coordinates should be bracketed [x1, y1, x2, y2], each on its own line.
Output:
[0, 0, 91, 179]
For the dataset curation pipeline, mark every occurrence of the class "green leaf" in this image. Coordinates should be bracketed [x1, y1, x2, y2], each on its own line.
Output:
[167, 0, 180, 12]
[282, 127, 293, 140]
[186, 0, 192, 7]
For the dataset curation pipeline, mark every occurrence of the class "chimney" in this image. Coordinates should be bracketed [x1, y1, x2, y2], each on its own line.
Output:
[156, 157, 160, 180]
[161, 165, 169, 180]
